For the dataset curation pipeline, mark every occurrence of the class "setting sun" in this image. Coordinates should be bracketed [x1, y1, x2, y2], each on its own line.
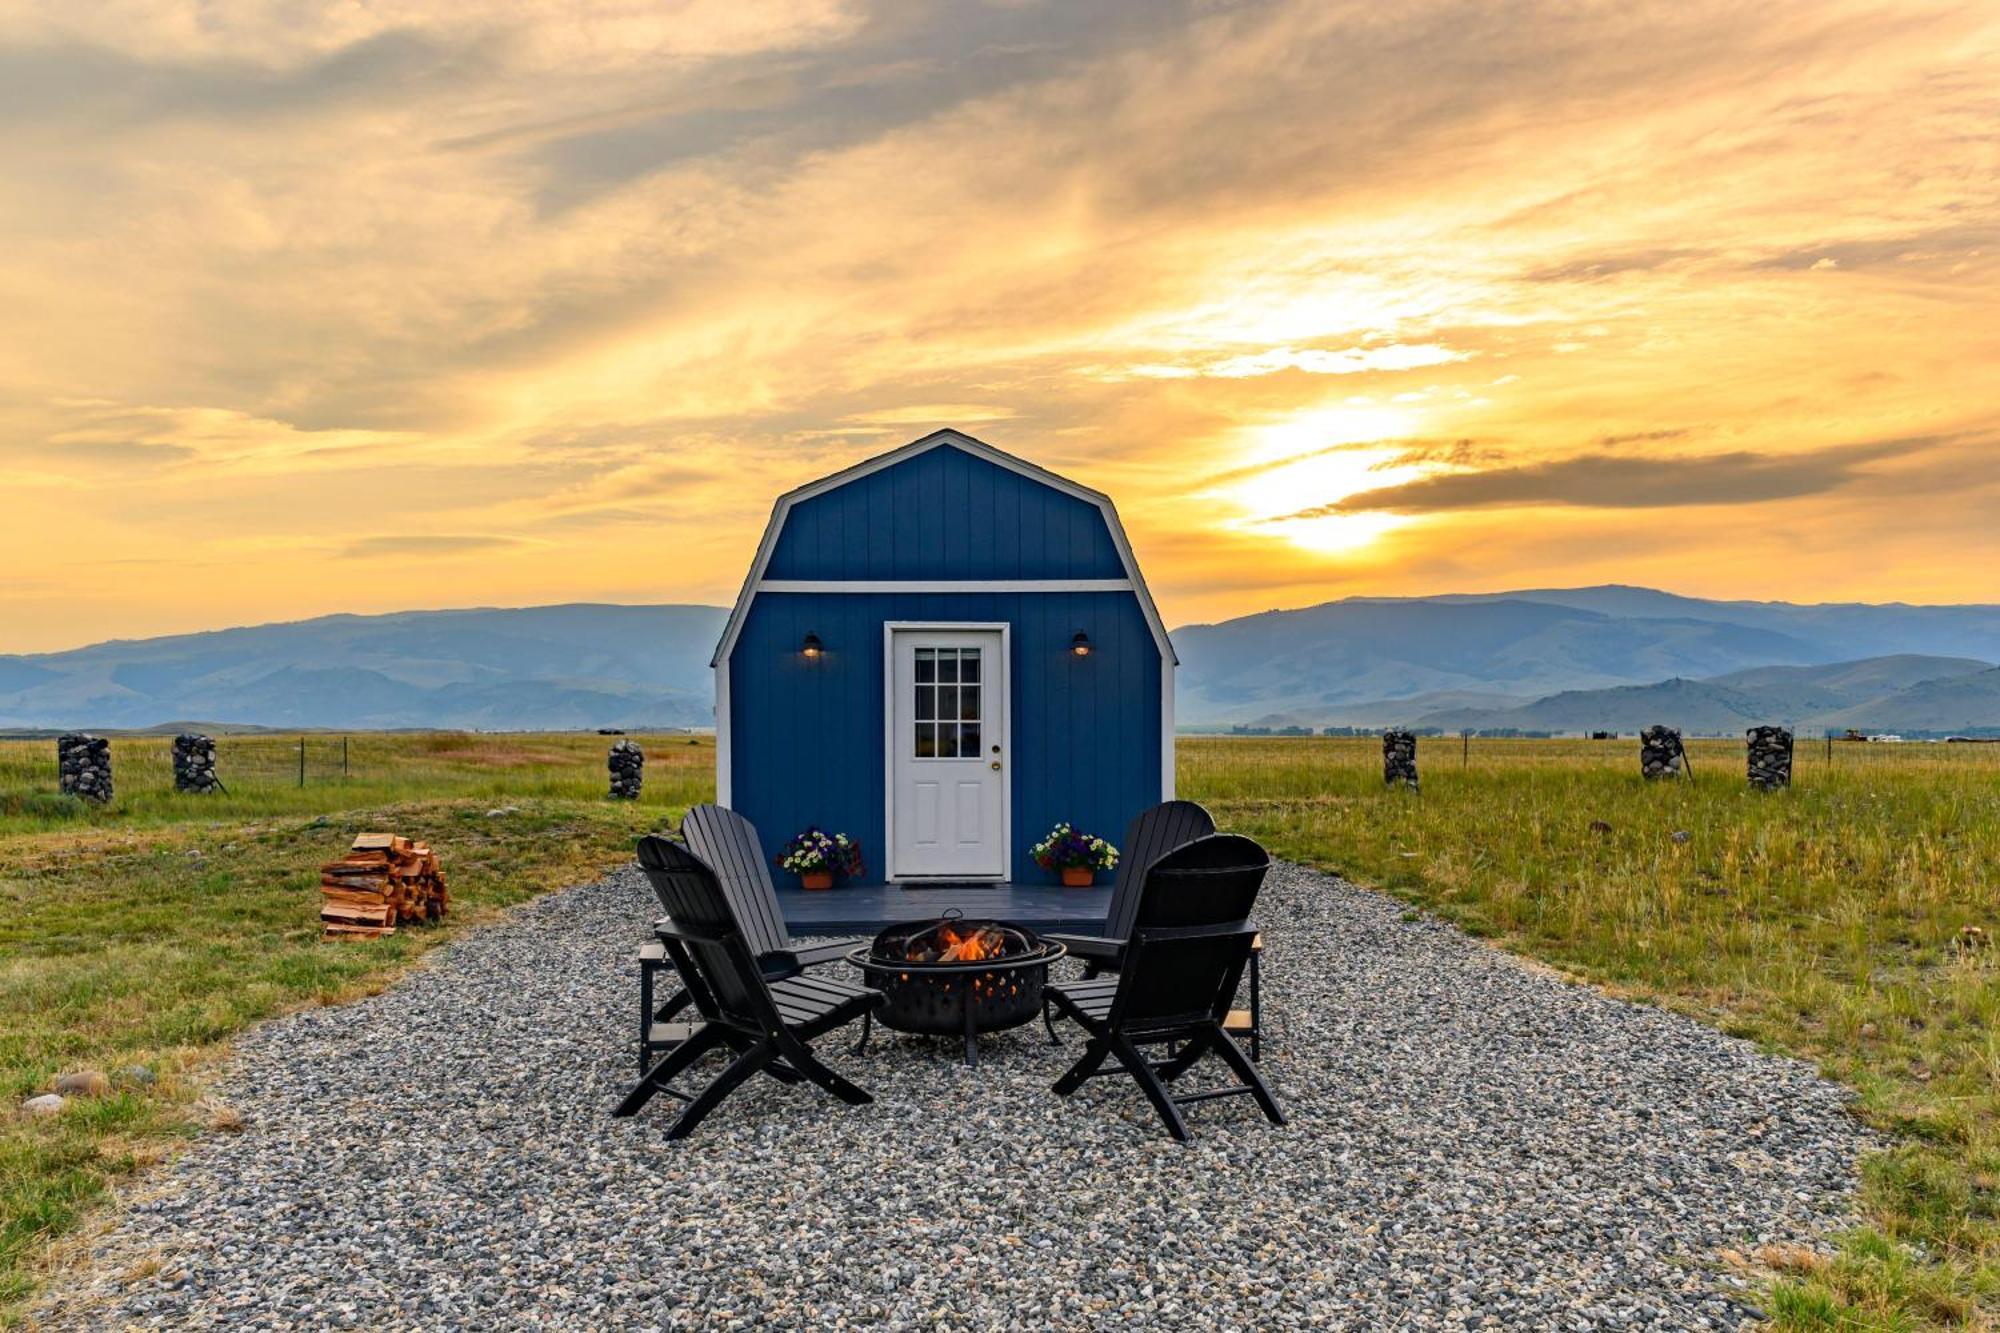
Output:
[1211, 405, 1432, 553]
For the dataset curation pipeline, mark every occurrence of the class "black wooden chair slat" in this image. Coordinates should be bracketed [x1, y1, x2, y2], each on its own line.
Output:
[1046, 800, 1214, 966]
[1046, 833, 1284, 1142]
[617, 836, 882, 1138]
[779, 974, 869, 1004]
[636, 804, 866, 1077]
[682, 804, 793, 958]
[788, 940, 862, 967]
[1044, 933, 1122, 963]
[1047, 810, 1269, 1061]
[1106, 799, 1217, 941]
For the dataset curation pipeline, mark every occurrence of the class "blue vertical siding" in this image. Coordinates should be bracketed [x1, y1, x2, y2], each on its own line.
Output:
[729, 591, 1160, 885]
[725, 442, 1166, 886]
[763, 446, 1126, 581]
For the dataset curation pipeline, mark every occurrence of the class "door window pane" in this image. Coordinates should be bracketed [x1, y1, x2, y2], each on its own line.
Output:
[910, 644, 991, 760]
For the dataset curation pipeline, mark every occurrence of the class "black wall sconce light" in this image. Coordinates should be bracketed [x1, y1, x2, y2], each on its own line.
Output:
[1070, 630, 1093, 657]
[801, 631, 824, 659]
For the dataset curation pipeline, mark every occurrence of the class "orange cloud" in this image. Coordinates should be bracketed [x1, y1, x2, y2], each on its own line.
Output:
[1, 0, 1998, 650]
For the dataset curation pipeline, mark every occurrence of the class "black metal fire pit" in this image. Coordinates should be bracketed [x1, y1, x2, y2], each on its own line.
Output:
[846, 912, 1067, 1066]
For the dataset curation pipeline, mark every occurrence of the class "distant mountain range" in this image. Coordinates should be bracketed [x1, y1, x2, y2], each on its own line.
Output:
[0, 605, 725, 731]
[1396, 656, 1999, 736]
[1174, 586, 2000, 733]
[4, 586, 1999, 735]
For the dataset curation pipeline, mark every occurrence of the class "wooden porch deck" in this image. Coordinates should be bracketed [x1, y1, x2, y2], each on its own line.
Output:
[776, 882, 1110, 934]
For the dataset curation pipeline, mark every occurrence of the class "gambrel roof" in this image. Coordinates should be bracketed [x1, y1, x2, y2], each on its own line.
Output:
[711, 429, 1176, 667]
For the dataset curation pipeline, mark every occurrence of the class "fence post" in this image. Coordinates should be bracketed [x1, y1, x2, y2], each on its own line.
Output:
[298, 737, 306, 788]
[342, 735, 349, 778]
[1461, 730, 1469, 769]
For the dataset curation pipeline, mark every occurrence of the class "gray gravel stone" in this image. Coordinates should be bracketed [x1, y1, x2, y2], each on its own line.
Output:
[33, 862, 1873, 1330]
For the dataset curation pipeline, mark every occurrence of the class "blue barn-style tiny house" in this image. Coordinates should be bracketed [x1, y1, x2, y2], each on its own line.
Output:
[713, 429, 1175, 899]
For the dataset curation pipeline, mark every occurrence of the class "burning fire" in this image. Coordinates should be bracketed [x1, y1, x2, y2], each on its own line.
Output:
[899, 919, 1021, 965]
[933, 922, 1003, 963]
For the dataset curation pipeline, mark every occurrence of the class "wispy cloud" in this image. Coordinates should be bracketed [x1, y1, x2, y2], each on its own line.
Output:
[3, 0, 1999, 648]
[1285, 437, 1942, 517]
[1097, 343, 1471, 382]
[342, 534, 532, 558]
[842, 405, 1019, 425]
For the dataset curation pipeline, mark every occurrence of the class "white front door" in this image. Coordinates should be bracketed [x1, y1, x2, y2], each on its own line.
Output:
[888, 626, 1007, 879]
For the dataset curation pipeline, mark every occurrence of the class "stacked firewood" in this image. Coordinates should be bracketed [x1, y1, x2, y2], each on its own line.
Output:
[1639, 724, 1686, 780]
[319, 832, 448, 940]
[1382, 729, 1419, 790]
[1746, 725, 1794, 789]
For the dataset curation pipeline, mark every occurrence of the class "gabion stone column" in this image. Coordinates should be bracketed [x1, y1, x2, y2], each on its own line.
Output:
[58, 733, 113, 802]
[1746, 725, 1794, 789]
[172, 733, 222, 793]
[1639, 725, 1685, 780]
[607, 739, 644, 799]
[1382, 729, 1419, 790]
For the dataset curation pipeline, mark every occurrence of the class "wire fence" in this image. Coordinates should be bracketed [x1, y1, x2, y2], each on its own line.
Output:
[0, 731, 717, 817]
[3, 730, 1995, 819]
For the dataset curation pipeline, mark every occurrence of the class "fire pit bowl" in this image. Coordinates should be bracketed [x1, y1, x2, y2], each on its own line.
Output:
[846, 912, 1067, 1066]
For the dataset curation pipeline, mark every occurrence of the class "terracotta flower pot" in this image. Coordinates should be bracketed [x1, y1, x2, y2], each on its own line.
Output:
[801, 871, 834, 890]
[1061, 867, 1095, 888]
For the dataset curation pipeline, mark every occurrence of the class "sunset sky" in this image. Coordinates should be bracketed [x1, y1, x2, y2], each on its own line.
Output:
[4, 0, 1997, 653]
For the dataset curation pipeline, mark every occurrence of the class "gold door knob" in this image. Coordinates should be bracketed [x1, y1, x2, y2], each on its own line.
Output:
[990, 761, 1002, 771]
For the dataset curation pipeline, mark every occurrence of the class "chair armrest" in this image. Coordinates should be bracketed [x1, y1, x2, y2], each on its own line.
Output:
[789, 939, 865, 967]
[638, 942, 666, 963]
[1251, 932, 1264, 954]
[1044, 933, 1124, 962]
[654, 920, 735, 948]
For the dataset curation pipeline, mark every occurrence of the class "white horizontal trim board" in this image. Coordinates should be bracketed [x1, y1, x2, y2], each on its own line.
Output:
[758, 578, 1134, 594]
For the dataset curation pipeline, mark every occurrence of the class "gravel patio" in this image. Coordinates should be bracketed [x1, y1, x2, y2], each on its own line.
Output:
[35, 862, 1872, 1330]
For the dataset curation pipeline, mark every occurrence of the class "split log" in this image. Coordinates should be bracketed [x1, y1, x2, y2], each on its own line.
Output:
[320, 831, 448, 940]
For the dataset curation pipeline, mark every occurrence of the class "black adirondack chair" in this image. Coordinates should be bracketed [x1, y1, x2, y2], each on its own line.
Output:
[1044, 799, 1215, 974]
[1042, 800, 1266, 1058]
[1045, 833, 1283, 1142]
[634, 804, 864, 1074]
[614, 836, 883, 1138]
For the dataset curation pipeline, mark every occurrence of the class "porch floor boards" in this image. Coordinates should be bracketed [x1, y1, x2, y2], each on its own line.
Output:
[776, 882, 1109, 933]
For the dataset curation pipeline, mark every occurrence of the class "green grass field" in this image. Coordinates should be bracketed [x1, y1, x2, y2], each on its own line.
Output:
[2, 732, 1996, 1327]
[1191, 736, 2000, 1330]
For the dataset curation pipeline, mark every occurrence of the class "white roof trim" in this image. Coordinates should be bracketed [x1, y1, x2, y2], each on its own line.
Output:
[711, 428, 1177, 667]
